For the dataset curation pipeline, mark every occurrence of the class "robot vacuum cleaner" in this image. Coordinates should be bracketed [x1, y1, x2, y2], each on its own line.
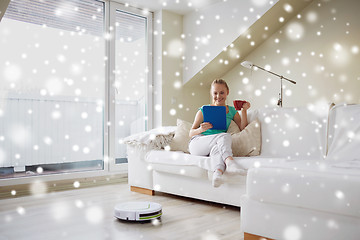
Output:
[114, 201, 162, 221]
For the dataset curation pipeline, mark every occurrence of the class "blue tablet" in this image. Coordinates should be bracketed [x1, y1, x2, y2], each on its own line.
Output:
[202, 106, 227, 130]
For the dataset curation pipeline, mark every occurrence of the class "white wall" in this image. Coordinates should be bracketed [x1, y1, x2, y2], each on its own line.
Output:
[156, 10, 185, 126]
[225, 0, 360, 110]
[153, 10, 163, 128]
[154, 10, 212, 126]
[182, 0, 277, 84]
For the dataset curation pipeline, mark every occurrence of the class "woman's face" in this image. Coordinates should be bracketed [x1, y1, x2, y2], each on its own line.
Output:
[211, 83, 229, 106]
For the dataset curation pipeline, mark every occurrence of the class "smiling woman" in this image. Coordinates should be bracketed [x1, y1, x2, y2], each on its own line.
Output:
[188, 79, 251, 187]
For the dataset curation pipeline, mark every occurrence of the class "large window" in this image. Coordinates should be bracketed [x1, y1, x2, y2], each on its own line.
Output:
[0, 0, 152, 179]
[111, 6, 151, 166]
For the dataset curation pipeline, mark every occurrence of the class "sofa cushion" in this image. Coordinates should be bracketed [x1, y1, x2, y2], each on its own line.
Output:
[146, 150, 289, 174]
[169, 119, 192, 153]
[146, 150, 249, 183]
[227, 120, 241, 134]
[146, 150, 214, 172]
[246, 162, 360, 218]
[145, 150, 219, 179]
[230, 119, 261, 157]
[150, 163, 208, 179]
[327, 104, 360, 161]
[255, 106, 328, 160]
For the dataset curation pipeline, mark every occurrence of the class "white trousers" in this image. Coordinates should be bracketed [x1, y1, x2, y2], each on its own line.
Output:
[188, 133, 233, 172]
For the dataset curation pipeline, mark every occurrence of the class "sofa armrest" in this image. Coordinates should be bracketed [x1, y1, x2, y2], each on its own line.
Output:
[127, 144, 154, 189]
[125, 127, 176, 190]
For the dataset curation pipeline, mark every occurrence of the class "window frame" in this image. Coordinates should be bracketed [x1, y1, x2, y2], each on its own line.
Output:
[107, 1, 153, 172]
[0, 0, 154, 186]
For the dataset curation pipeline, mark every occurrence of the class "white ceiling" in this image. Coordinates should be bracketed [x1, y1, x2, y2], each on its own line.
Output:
[113, 0, 224, 15]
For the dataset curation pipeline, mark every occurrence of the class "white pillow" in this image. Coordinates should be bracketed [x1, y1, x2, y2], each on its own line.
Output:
[327, 104, 360, 161]
[257, 107, 328, 159]
[229, 119, 261, 157]
[227, 120, 241, 135]
[169, 119, 192, 153]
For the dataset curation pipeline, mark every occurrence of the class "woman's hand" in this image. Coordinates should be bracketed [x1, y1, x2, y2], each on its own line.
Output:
[189, 110, 213, 137]
[242, 102, 251, 111]
[199, 122, 213, 133]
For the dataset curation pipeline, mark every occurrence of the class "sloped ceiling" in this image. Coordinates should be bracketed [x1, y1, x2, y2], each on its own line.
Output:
[184, 0, 314, 89]
[0, 0, 11, 21]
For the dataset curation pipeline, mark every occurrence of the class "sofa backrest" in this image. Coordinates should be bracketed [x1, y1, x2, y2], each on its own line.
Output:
[327, 104, 360, 161]
[247, 106, 328, 160]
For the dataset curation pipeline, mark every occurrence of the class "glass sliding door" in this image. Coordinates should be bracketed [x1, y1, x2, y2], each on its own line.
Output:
[108, 3, 152, 170]
[0, 0, 105, 178]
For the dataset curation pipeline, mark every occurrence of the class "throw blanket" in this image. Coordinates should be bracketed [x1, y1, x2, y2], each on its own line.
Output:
[121, 126, 176, 150]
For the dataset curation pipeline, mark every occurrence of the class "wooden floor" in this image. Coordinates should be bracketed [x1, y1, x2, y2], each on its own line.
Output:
[0, 181, 244, 240]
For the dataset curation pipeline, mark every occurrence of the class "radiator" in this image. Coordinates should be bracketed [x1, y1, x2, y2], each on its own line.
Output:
[0, 97, 143, 171]
[0, 97, 104, 170]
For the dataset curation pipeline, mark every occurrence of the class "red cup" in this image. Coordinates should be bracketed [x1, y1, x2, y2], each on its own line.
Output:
[233, 100, 247, 110]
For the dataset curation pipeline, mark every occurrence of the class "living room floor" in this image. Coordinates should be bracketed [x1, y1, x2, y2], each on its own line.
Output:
[0, 181, 243, 240]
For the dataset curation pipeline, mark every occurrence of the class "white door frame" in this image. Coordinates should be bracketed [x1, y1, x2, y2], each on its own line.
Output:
[107, 1, 153, 172]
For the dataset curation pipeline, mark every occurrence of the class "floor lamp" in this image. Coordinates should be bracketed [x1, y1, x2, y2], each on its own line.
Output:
[241, 61, 296, 107]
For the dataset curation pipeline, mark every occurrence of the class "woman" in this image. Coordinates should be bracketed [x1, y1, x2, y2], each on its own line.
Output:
[188, 79, 250, 187]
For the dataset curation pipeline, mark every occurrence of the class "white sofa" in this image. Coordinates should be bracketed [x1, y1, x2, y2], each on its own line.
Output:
[124, 104, 331, 207]
[125, 103, 360, 239]
[241, 104, 360, 240]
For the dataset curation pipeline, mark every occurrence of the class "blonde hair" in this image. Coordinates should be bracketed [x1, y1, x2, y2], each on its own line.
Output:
[211, 79, 229, 91]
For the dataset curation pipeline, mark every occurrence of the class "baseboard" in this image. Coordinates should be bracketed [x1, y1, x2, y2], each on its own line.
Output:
[0, 174, 127, 200]
[130, 186, 155, 196]
[244, 232, 274, 240]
